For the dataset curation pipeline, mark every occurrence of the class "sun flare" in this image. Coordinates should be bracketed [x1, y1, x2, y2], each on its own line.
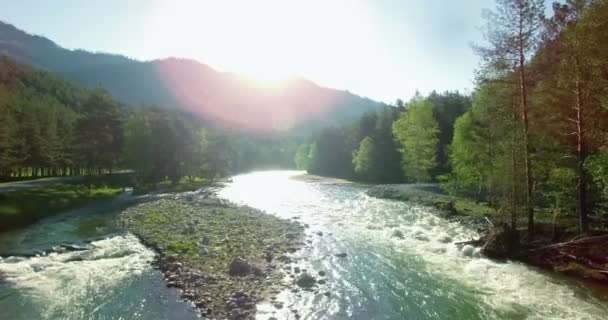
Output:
[145, 0, 382, 86]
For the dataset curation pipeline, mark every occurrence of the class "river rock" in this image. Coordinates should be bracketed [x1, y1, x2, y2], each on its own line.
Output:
[462, 245, 475, 257]
[228, 256, 252, 276]
[391, 230, 405, 239]
[296, 273, 316, 289]
[481, 223, 519, 259]
[264, 250, 273, 262]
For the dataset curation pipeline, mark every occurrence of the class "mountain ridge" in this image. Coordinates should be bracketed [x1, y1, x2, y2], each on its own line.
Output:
[0, 20, 387, 133]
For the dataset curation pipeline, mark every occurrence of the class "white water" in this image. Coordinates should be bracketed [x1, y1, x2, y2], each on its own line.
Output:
[219, 170, 608, 320]
[0, 200, 199, 320]
[0, 234, 155, 319]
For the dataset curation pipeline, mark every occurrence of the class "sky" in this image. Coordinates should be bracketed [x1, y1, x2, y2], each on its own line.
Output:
[1, 0, 503, 103]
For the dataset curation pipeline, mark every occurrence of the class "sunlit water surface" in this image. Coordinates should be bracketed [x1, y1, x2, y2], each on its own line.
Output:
[219, 171, 608, 320]
[0, 171, 606, 319]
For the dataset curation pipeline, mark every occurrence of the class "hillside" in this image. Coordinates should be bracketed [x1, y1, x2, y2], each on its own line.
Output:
[0, 21, 386, 133]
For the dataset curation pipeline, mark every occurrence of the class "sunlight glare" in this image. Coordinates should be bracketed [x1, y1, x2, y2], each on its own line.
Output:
[145, 0, 388, 86]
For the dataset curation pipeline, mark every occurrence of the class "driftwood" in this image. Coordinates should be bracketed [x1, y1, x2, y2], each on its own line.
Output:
[530, 234, 608, 251]
[454, 238, 484, 246]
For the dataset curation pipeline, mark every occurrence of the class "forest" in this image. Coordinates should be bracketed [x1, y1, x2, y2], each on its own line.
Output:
[0, 55, 300, 186]
[298, 0, 608, 235]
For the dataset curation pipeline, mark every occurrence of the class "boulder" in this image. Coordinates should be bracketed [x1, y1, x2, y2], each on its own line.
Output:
[391, 230, 405, 239]
[481, 223, 519, 259]
[228, 256, 252, 276]
[462, 245, 475, 257]
[296, 273, 316, 289]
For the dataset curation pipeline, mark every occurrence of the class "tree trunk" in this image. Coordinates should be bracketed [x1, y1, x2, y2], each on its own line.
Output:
[519, 15, 534, 238]
[575, 75, 589, 234]
[511, 99, 518, 231]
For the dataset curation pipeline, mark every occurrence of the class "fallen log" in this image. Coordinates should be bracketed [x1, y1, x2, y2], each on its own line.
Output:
[529, 234, 608, 251]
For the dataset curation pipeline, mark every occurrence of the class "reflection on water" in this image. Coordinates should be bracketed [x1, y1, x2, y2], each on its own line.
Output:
[219, 170, 608, 320]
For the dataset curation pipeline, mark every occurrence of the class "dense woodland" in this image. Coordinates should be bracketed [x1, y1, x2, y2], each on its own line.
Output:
[299, 0, 608, 235]
[0, 56, 300, 185]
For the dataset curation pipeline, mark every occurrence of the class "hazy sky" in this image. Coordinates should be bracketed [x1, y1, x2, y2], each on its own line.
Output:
[1, 0, 504, 102]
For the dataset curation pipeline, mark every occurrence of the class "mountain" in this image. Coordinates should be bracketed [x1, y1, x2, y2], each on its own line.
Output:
[0, 21, 387, 133]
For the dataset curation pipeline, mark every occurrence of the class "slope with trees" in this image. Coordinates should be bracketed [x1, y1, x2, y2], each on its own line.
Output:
[0, 21, 386, 134]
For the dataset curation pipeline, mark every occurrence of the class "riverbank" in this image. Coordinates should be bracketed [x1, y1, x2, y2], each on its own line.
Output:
[290, 173, 352, 184]
[367, 184, 608, 285]
[0, 182, 123, 231]
[118, 192, 306, 319]
[367, 184, 496, 232]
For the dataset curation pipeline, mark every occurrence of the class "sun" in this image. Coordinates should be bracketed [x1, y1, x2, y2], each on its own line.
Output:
[145, 0, 379, 92]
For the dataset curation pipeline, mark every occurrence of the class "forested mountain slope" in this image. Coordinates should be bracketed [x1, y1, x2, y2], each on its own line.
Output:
[0, 21, 385, 133]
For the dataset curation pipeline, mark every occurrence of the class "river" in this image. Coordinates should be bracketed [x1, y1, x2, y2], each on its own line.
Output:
[1, 170, 607, 319]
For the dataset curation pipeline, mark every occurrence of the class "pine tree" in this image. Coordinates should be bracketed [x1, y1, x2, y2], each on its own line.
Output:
[477, 0, 545, 236]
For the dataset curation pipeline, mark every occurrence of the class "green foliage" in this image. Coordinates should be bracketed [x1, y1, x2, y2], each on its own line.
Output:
[0, 182, 121, 230]
[540, 167, 577, 216]
[74, 89, 125, 170]
[447, 112, 484, 194]
[392, 96, 439, 182]
[586, 152, 608, 198]
[427, 91, 470, 174]
[168, 240, 197, 256]
[124, 107, 210, 184]
[308, 127, 355, 178]
[352, 136, 377, 180]
[0, 56, 303, 189]
[294, 144, 312, 170]
[447, 83, 514, 201]
[303, 93, 462, 183]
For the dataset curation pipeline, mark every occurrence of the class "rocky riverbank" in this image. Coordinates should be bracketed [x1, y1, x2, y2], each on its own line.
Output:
[118, 192, 306, 319]
[367, 184, 608, 285]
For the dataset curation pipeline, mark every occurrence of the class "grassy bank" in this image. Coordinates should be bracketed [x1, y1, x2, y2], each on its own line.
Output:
[366, 184, 584, 232]
[0, 180, 123, 231]
[119, 198, 305, 319]
[132, 177, 218, 195]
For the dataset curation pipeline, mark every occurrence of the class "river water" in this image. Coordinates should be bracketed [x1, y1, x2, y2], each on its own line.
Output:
[1, 170, 607, 319]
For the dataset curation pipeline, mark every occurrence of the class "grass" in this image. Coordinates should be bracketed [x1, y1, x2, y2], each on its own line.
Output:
[0, 182, 122, 231]
[132, 177, 213, 195]
[168, 239, 198, 256]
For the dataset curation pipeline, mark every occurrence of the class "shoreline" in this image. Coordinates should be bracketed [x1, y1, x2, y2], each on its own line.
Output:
[366, 184, 608, 286]
[290, 173, 352, 184]
[118, 191, 307, 320]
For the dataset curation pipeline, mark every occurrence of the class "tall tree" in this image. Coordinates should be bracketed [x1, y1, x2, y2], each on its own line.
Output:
[392, 96, 439, 182]
[352, 136, 378, 181]
[294, 143, 312, 170]
[543, 0, 608, 233]
[477, 0, 545, 235]
[74, 89, 124, 173]
[448, 83, 515, 209]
